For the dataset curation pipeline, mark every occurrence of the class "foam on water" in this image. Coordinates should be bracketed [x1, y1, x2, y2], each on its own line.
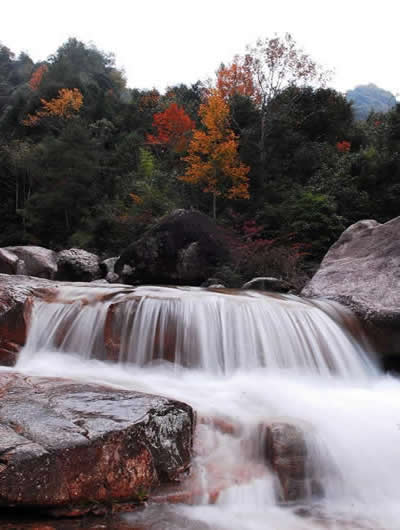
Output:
[13, 285, 400, 529]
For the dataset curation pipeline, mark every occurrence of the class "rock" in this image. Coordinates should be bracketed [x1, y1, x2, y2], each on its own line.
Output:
[115, 209, 230, 285]
[201, 278, 225, 288]
[265, 422, 321, 502]
[100, 256, 119, 276]
[100, 258, 121, 283]
[106, 272, 120, 283]
[302, 217, 400, 352]
[0, 274, 55, 366]
[56, 249, 102, 282]
[0, 248, 19, 274]
[16, 258, 28, 275]
[381, 353, 400, 375]
[121, 264, 134, 283]
[176, 241, 202, 282]
[0, 515, 130, 530]
[242, 277, 291, 293]
[4, 246, 57, 279]
[0, 372, 194, 517]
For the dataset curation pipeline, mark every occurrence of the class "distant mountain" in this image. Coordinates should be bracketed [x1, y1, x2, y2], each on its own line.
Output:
[346, 84, 397, 120]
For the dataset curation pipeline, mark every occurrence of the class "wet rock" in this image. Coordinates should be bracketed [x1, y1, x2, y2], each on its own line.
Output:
[242, 277, 291, 293]
[0, 372, 194, 516]
[0, 274, 55, 366]
[0, 514, 132, 530]
[265, 422, 322, 502]
[302, 217, 400, 352]
[56, 249, 102, 282]
[4, 246, 57, 279]
[115, 209, 230, 285]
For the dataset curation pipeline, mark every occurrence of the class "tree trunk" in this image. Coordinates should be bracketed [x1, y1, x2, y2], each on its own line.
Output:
[259, 111, 266, 167]
[212, 192, 216, 220]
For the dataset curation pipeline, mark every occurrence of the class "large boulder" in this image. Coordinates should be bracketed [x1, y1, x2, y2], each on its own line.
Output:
[115, 210, 230, 285]
[56, 249, 102, 282]
[0, 274, 55, 366]
[3, 246, 57, 279]
[0, 372, 193, 517]
[302, 217, 400, 352]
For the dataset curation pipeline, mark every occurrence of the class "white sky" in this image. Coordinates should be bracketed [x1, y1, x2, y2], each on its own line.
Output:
[1, 0, 399, 97]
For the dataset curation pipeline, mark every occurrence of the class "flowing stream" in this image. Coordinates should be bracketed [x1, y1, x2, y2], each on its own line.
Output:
[13, 284, 400, 529]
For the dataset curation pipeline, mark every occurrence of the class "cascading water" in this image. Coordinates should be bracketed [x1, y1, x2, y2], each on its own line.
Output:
[14, 284, 400, 529]
[19, 285, 375, 376]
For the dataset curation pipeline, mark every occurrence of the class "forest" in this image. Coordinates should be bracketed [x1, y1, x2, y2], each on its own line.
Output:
[1, 34, 399, 287]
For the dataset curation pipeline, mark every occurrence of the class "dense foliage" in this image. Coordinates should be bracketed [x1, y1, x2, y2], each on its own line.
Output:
[0, 37, 399, 285]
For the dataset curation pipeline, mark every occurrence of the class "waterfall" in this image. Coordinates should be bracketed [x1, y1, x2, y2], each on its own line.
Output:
[19, 284, 375, 377]
[15, 284, 400, 529]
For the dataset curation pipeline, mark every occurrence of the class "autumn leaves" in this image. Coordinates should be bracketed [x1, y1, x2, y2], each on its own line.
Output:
[147, 92, 250, 218]
[23, 88, 83, 126]
[22, 82, 249, 219]
[179, 91, 250, 215]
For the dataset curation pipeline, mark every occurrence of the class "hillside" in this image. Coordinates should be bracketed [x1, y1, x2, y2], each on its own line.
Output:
[346, 83, 397, 120]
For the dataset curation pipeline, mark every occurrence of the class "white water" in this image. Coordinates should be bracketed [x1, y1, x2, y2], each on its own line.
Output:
[12, 285, 400, 529]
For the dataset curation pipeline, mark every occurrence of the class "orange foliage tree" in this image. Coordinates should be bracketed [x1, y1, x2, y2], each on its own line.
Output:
[28, 64, 48, 91]
[180, 90, 250, 218]
[23, 88, 83, 126]
[147, 102, 195, 153]
[216, 56, 258, 102]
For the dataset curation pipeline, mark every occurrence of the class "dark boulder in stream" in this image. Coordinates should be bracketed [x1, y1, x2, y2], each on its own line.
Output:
[0, 372, 194, 517]
[115, 209, 230, 285]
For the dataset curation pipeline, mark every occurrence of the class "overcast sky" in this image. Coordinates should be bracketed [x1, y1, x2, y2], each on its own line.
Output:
[2, 0, 399, 97]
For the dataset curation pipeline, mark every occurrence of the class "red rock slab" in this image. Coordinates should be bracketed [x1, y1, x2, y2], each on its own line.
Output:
[0, 372, 193, 516]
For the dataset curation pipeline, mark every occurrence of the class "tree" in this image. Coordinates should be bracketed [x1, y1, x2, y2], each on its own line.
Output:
[0, 43, 14, 85]
[180, 90, 250, 218]
[28, 64, 48, 91]
[220, 34, 330, 167]
[23, 121, 99, 246]
[216, 58, 257, 101]
[147, 102, 195, 153]
[22, 88, 83, 126]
